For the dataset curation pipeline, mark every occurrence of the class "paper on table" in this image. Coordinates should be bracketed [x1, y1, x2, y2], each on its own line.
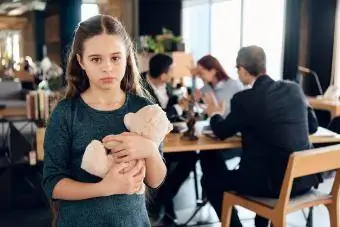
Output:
[201, 126, 337, 138]
[313, 127, 338, 137]
[201, 124, 241, 137]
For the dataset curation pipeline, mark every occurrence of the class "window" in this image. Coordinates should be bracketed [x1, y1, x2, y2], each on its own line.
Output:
[5, 36, 12, 59]
[211, 0, 242, 79]
[182, 0, 286, 81]
[182, 0, 211, 88]
[182, 0, 210, 62]
[242, 0, 286, 80]
[4, 31, 20, 63]
[12, 33, 20, 63]
[81, 3, 99, 22]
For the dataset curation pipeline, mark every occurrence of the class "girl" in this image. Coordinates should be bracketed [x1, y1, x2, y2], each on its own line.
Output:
[193, 55, 243, 117]
[42, 15, 166, 226]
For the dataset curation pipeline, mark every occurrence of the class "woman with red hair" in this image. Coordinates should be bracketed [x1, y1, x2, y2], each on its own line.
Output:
[192, 55, 244, 226]
[193, 55, 243, 117]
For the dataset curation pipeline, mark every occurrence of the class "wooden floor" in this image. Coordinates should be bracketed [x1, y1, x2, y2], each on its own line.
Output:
[0, 172, 334, 227]
[0, 123, 335, 227]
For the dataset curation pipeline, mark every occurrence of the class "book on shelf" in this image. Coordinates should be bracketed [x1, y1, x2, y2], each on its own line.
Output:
[26, 90, 61, 121]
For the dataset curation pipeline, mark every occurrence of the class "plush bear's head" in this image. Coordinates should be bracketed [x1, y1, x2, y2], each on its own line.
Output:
[81, 104, 172, 180]
[123, 104, 173, 146]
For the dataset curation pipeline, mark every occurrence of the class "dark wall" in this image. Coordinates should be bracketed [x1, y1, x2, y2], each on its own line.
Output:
[304, 0, 337, 96]
[282, 0, 302, 81]
[283, 0, 337, 98]
[34, 11, 45, 61]
[139, 0, 182, 36]
[59, 0, 81, 70]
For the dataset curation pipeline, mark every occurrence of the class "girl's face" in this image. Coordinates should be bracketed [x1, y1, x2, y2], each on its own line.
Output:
[197, 64, 216, 83]
[77, 33, 127, 91]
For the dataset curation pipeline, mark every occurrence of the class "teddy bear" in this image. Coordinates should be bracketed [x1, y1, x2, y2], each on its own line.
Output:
[80, 104, 173, 193]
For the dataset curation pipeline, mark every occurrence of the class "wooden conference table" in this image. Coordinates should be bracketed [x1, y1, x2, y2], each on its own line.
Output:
[35, 126, 340, 160]
[162, 126, 340, 225]
[307, 96, 340, 119]
[163, 127, 340, 153]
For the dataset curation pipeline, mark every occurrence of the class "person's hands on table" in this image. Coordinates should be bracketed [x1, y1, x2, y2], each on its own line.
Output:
[202, 91, 225, 117]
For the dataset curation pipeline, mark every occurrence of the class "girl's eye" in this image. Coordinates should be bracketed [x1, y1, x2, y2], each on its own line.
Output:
[111, 56, 121, 62]
[91, 58, 101, 63]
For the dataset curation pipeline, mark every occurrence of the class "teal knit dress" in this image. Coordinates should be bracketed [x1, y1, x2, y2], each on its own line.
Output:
[42, 93, 156, 227]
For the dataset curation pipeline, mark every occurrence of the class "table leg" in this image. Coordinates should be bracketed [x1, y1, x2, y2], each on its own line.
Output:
[181, 151, 210, 226]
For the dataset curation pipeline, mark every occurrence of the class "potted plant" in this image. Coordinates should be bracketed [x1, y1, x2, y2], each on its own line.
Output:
[141, 28, 185, 53]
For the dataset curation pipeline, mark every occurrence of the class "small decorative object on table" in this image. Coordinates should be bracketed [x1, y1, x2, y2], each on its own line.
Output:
[37, 57, 63, 91]
[181, 91, 198, 141]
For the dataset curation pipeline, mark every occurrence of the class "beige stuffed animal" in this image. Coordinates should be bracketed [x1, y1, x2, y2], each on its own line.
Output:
[81, 104, 173, 193]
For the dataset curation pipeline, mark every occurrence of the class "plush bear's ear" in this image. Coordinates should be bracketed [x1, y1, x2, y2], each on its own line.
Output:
[123, 113, 133, 130]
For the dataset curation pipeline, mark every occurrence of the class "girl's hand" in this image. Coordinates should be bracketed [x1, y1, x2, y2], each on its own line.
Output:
[99, 159, 145, 196]
[102, 132, 158, 163]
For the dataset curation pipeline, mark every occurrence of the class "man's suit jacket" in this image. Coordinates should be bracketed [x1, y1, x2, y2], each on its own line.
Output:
[141, 73, 182, 122]
[210, 75, 320, 196]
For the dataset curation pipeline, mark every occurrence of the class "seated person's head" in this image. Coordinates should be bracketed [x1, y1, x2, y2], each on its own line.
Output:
[149, 54, 173, 84]
[196, 55, 229, 84]
[236, 45, 266, 85]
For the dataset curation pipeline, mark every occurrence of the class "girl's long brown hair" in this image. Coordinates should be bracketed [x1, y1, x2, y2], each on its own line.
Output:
[65, 14, 150, 100]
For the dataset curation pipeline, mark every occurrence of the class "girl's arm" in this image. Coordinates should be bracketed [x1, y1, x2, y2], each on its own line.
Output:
[52, 160, 143, 200]
[144, 144, 167, 188]
[42, 101, 144, 201]
[52, 178, 103, 200]
[103, 134, 167, 189]
[42, 101, 105, 200]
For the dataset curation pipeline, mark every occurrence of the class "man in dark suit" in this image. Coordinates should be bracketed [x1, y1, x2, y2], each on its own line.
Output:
[143, 54, 198, 224]
[201, 46, 321, 227]
[142, 56, 185, 123]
